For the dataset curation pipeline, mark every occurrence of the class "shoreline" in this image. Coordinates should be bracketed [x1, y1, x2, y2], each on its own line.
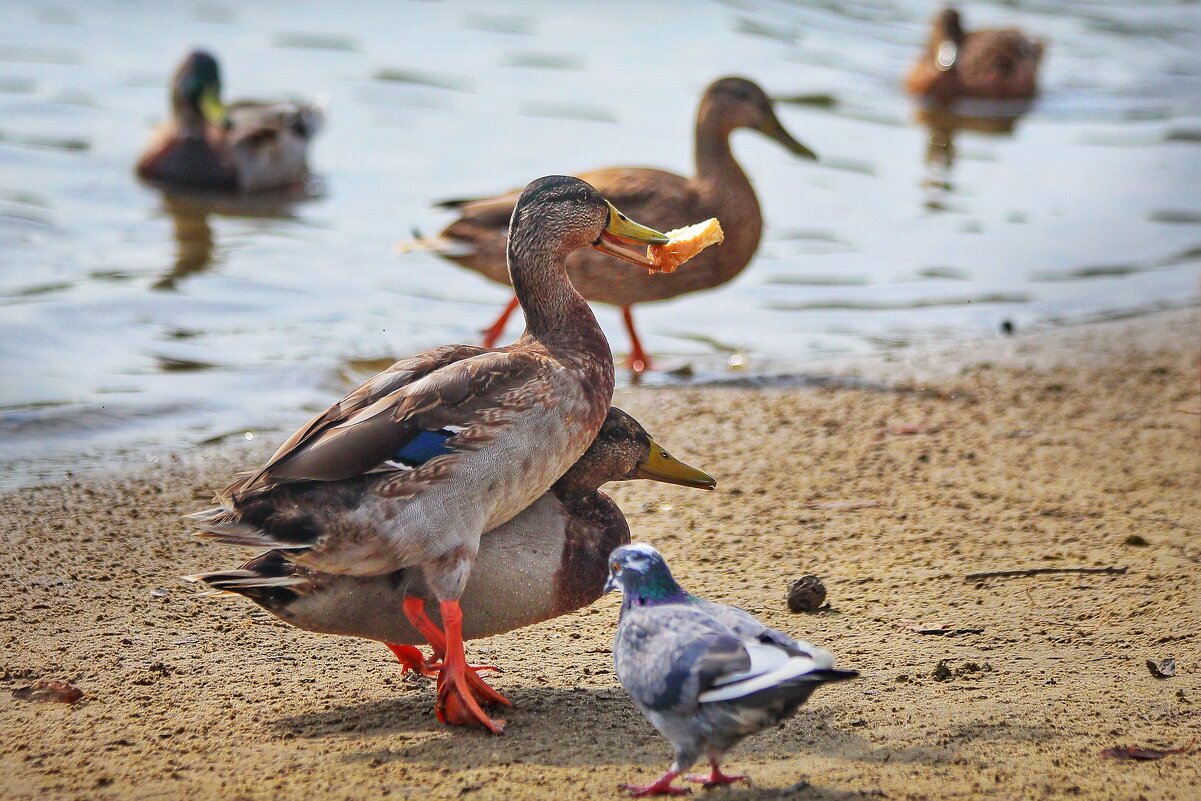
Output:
[2, 305, 1199, 801]
[657, 306, 1199, 387]
[5, 307, 1197, 495]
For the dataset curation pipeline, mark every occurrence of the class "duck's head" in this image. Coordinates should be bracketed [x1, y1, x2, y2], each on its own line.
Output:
[510, 175, 671, 269]
[701, 76, 816, 160]
[172, 50, 228, 127]
[557, 407, 716, 496]
[929, 8, 964, 72]
[933, 7, 965, 45]
[603, 542, 685, 602]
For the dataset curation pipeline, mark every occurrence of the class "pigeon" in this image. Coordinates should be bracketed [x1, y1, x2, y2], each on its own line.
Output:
[605, 543, 857, 796]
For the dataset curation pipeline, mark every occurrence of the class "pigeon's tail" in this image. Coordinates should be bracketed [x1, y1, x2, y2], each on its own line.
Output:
[804, 668, 859, 683]
[698, 646, 856, 704]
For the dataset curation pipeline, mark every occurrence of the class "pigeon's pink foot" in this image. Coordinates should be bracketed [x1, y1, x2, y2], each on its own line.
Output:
[685, 764, 751, 789]
[622, 770, 690, 796]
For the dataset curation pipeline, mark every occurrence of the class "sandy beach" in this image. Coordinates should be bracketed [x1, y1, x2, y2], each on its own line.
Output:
[3, 308, 1199, 801]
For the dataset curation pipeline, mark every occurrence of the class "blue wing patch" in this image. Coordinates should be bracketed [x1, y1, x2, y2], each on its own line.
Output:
[392, 429, 456, 466]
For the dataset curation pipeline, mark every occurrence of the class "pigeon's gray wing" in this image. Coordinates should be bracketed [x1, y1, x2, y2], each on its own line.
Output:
[694, 598, 804, 653]
[615, 605, 750, 713]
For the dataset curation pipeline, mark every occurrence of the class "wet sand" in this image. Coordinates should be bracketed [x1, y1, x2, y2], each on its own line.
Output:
[3, 309, 1199, 801]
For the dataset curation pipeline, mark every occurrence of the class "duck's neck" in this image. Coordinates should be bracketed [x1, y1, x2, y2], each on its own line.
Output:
[693, 109, 761, 234]
[693, 110, 763, 269]
[552, 470, 600, 500]
[507, 236, 602, 350]
[172, 97, 209, 140]
[552, 492, 629, 614]
[695, 111, 750, 191]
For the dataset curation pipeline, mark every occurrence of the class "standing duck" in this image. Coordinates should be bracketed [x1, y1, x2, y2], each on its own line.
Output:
[416, 77, 816, 372]
[905, 7, 1045, 103]
[137, 50, 323, 192]
[189, 176, 674, 733]
[188, 408, 716, 676]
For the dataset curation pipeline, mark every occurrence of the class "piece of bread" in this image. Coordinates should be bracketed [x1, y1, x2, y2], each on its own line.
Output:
[647, 218, 724, 273]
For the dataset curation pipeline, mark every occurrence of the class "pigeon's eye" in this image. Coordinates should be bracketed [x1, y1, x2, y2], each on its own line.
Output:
[611, 562, 621, 574]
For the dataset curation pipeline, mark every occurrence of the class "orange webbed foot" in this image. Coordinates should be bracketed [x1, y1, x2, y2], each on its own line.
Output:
[432, 600, 510, 734]
[481, 296, 520, 348]
[385, 643, 439, 678]
[436, 665, 509, 733]
[622, 306, 652, 374]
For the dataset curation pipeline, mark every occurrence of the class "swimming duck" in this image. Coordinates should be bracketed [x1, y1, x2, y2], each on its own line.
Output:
[416, 77, 816, 372]
[905, 7, 1045, 103]
[189, 175, 673, 733]
[605, 544, 857, 796]
[137, 50, 323, 192]
[188, 408, 715, 676]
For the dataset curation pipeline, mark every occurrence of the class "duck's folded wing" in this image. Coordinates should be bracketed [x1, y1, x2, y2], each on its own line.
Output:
[438, 167, 703, 233]
[222, 343, 539, 500]
[436, 188, 521, 218]
[576, 168, 703, 224]
[227, 99, 324, 139]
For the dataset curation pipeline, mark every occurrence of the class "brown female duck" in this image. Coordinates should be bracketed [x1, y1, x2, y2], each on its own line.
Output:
[137, 50, 322, 192]
[188, 407, 715, 674]
[189, 176, 674, 733]
[420, 77, 816, 372]
[906, 7, 1045, 103]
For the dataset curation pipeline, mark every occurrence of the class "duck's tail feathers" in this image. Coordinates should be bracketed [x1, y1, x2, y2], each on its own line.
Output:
[192, 523, 300, 549]
[183, 553, 306, 610]
[185, 506, 306, 550]
[299, 96, 328, 138]
[395, 228, 474, 257]
[433, 196, 483, 210]
[183, 503, 234, 526]
[184, 568, 306, 593]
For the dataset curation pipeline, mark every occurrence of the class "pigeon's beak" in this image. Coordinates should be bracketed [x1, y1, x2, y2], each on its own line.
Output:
[603, 573, 619, 594]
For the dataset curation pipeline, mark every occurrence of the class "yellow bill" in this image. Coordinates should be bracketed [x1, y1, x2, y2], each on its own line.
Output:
[634, 440, 716, 490]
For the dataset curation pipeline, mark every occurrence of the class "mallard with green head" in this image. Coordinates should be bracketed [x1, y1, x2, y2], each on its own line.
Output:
[137, 50, 323, 192]
[188, 407, 715, 676]
[189, 176, 674, 733]
[906, 7, 1045, 103]
[410, 76, 816, 373]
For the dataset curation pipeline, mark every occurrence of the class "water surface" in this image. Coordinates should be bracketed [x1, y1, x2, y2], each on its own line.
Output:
[2, 0, 1199, 487]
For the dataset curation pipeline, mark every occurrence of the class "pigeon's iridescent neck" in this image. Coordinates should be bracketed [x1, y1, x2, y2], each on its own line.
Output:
[620, 576, 689, 613]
